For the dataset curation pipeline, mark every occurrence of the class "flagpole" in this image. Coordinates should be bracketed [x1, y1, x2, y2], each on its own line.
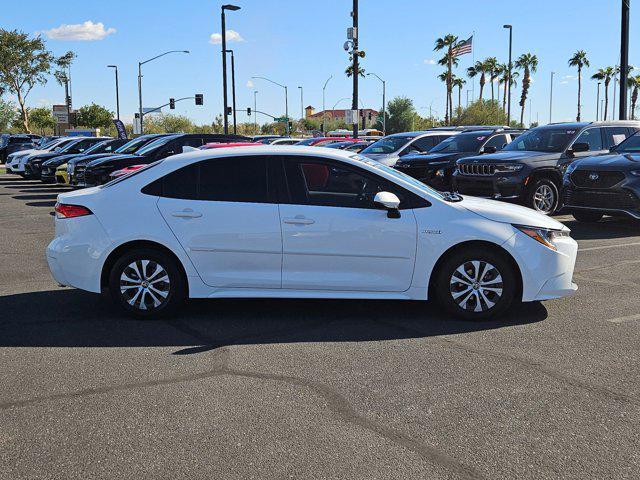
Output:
[471, 30, 475, 102]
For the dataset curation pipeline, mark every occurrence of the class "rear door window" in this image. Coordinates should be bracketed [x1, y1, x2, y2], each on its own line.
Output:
[573, 128, 604, 151]
[411, 136, 437, 152]
[603, 127, 632, 148]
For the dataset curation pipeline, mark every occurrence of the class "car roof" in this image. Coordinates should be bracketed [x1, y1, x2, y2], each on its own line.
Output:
[544, 121, 640, 128]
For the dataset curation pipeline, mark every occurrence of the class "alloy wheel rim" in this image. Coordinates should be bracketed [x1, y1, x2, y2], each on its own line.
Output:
[533, 184, 555, 213]
[449, 260, 503, 313]
[120, 259, 170, 311]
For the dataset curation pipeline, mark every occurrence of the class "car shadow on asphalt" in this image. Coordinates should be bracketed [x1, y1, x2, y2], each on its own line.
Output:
[0, 289, 547, 355]
[561, 217, 639, 240]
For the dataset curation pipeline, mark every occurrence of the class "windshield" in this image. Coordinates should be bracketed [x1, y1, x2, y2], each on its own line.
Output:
[115, 136, 161, 154]
[361, 136, 413, 154]
[504, 127, 577, 153]
[350, 154, 444, 199]
[82, 140, 112, 155]
[430, 133, 491, 153]
[612, 133, 640, 153]
[58, 139, 86, 153]
[135, 135, 179, 156]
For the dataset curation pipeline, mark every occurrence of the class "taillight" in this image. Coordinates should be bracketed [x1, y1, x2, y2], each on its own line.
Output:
[54, 203, 93, 219]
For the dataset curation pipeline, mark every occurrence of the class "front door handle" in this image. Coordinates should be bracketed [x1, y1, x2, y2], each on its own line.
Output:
[283, 216, 315, 225]
[172, 209, 202, 219]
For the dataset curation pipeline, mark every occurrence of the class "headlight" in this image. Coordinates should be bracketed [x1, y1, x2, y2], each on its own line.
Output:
[494, 164, 524, 173]
[630, 169, 640, 177]
[514, 225, 570, 251]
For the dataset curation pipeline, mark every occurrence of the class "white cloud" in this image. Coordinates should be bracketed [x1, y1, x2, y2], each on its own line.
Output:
[246, 80, 254, 88]
[424, 59, 437, 65]
[42, 21, 116, 41]
[210, 30, 244, 45]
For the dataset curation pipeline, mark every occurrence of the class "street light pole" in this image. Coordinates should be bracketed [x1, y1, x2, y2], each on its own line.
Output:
[596, 82, 601, 121]
[137, 50, 189, 135]
[619, 0, 630, 120]
[298, 86, 303, 120]
[253, 90, 258, 135]
[225, 49, 237, 134]
[252, 76, 289, 135]
[549, 72, 555, 124]
[221, 4, 240, 135]
[107, 65, 120, 120]
[367, 72, 386, 135]
[351, 0, 359, 139]
[322, 75, 332, 133]
[503, 25, 513, 125]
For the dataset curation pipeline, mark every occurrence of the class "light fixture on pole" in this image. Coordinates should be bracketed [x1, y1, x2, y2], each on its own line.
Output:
[107, 65, 120, 120]
[221, 4, 241, 135]
[322, 75, 332, 133]
[503, 24, 513, 125]
[367, 72, 386, 135]
[252, 76, 289, 135]
[138, 50, 189, 134]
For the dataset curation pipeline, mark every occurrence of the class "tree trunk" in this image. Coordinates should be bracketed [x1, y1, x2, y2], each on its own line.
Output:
[576, 67, 582, 122]
[491, 80, 495, 102]
[632, 87, 638, 120]
[503, 80, 507, 111]
[604, 82, 609, 121]
[16, 89, 29, 133]
[479, 74, 485, 102]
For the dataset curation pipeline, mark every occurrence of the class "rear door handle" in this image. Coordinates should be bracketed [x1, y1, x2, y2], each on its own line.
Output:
[283, 216, 315, 225]
[172, 209, 202, 218]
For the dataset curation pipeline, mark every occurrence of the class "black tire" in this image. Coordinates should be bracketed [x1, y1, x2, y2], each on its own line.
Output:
[526, 178, 559, 215]
[572, 211, 603, 223]
[108, 248, 185, 318]
[434, 247, 518, 321]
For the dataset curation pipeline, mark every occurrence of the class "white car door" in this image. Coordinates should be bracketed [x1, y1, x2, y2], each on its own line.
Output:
[156, 156, 282, 289]
[279, 156, 420, 292]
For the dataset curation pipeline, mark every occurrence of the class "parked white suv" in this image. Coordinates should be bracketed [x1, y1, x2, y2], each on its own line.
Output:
[6, 137, 75, 174]
[47, 146, 578, 320]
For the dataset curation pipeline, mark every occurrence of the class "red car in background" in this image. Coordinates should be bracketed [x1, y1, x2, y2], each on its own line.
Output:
[295, 137, 360, 147]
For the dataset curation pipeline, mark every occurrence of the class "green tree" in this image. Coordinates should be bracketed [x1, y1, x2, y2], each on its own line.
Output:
[457, 99, 508, 126]
[386, 96, 416, 133]
[28, 107, 56, 134]
[628, 74, 640, 120]
[434, 34, 461, 125]
[515, 53, 538, 127]
[0, 97, 17, 131]
[485, 57, 499, 102]
[591, 67, 616, 121]
[76, 103, 114, 129]
[0, 29, 72, 132]
[499, 66, 519, 112]
[568, 50, 590, 121]
[452, 76, 466, 120]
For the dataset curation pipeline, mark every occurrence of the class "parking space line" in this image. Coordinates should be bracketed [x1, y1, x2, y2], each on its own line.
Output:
[606, 314, 640, 324]
[579, 241, 640, 252]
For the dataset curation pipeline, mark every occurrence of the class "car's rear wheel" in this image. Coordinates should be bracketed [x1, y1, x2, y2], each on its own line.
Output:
[526, 178, 559, 214]
[572, 211, 603, 223]
[434, 247, 517, 320]
[108, 248, 185, 318]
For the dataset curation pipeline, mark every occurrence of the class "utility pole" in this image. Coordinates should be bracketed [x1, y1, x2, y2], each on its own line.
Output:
[549, 72, 555, 124]
[253, 90, 258, 135]
[351, 0, 359, 138]
[620, 0, 630, 120]
[298, 86, 304, 120]
[107, 65, 120, 120]
[225, 50, 237, 134]
[322, 75, 332, 133]
[596, 82, 601, 121]
[221, 5, 240, 134]
[504, 25, 513, 125]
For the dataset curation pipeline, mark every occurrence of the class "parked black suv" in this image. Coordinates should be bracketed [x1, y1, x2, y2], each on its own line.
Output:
[453, 122, 640, 214]
[0, 135, 35, 162]
[562, 132, 640, 222]
[82, 133, 250, 186]
[24, 137, 110, 179]
[393, 128, 523, 190]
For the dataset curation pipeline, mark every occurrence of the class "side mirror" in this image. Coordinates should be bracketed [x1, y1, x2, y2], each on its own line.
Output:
[482, 146, 497, 154]
[569, 142, 590, 154]
[374, 191, 401, 218]
[182, 146, 198, 153]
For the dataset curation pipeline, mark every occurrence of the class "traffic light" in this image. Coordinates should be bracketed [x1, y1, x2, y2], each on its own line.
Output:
[195, 93, 204, 106]
[65, 95, 72, 108]
[169, 98, 175, 110]
[226, 106, 232, 116]
[246, 107, 251, 116]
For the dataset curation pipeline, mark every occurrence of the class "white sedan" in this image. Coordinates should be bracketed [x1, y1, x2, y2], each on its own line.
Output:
[46, 146, 578, 320]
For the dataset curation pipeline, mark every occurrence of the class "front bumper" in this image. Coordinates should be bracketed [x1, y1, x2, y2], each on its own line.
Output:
[562, 175, 640, 219]
[453, 172, 525, 199]
[40, 167, 57, 183]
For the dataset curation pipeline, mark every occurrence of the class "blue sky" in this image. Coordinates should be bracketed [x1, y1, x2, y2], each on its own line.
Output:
[2, 0, 637, 126]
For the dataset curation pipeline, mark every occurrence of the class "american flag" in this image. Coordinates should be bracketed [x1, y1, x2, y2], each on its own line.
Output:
[452, 36, 473, 57]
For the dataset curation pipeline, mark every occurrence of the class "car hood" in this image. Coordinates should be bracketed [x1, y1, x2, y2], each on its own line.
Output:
[458, 195, 565, 230]
[87, 154, 139, 168]
[68, 153, 116, 166]
[12, 148, 46, 159]
[573, 153, 640, 170]
[42, 154, 77, 167]
[30, 152, 61, 162]
[458, 150, 559, 164]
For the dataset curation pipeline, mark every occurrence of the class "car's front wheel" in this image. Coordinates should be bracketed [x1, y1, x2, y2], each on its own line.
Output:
[526, 178, 559, 214]
[572, 211, 603, 223]
[434, 247, 518, 320]
[108, 248, 185, 318]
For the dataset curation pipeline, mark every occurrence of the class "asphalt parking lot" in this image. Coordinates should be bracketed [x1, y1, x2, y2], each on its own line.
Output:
[0, 172, 639, 480]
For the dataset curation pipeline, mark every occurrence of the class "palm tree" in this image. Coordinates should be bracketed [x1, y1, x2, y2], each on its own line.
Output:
[437, 71, 449, 121]
[485, 57, 499, 102]
[498, 65, 519, 112]
[515, 53, 539, 127]
[628, 74, 640, 120]
[568, 50, 590, 121]
[467, 60, 489, 102]
[434, 34, 462, 125]
[493, 63, 506, 105]
[591, 67, 615, 121]
[452, 76, 466, 120]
